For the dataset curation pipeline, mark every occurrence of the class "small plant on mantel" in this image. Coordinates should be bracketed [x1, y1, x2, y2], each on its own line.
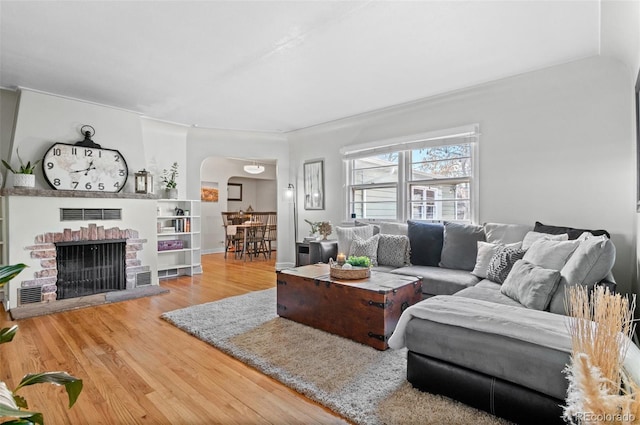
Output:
[1, 149, 41, 174]
[161, 162, 179, 190]
[0, 263, 83, 424]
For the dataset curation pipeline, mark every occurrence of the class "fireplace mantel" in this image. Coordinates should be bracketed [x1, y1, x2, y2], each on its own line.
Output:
[1, 188, 158, 199]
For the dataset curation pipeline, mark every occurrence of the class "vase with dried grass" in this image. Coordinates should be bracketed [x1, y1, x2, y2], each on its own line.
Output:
[563, 285, 640, 424]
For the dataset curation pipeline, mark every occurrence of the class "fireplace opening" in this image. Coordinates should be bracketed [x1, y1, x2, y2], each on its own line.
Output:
[55, 239, 127, 300]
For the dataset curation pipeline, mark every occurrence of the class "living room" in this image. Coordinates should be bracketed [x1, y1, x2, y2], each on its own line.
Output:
[1, 1, 639, 424]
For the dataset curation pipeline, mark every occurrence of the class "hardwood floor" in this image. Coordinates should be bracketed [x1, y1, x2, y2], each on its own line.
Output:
[0, 253, 350, 424]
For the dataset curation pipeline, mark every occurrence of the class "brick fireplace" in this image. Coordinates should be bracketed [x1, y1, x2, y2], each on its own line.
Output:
[21, 223, 149, 304]
[2, 189, 159, 311]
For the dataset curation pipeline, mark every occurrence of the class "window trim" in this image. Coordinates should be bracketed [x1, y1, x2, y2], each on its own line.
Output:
[344, 125, 479, 223]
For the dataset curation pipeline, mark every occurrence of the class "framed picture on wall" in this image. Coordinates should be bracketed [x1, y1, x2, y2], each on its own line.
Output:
[304, 159, 324, 210]
[228, 183, 242, 201]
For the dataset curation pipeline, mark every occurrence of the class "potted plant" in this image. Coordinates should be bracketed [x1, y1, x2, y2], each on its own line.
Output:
[161, 162, 179, 199]
[0, 263, 83, 423]
[2, 149, 41, 189]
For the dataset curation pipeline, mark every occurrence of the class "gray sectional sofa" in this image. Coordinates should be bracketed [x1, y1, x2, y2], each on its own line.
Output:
[320, 220, 618, 424]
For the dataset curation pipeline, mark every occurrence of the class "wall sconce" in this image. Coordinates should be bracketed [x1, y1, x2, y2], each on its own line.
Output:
[135, 169, 153, 193]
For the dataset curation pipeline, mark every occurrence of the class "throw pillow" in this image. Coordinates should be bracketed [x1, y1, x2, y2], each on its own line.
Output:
[407, 221, 444, 266]
[483, 223, 532, 244]
[521, 231, 569, 250]
[522, 239, 580, 271]
[377, 234, 411, 268]
[534, 221, 610, 240]
[471, 241, 522, 279]
[355, 220, 380, 235]
[439, 222, 485, 271]
[349, 234, 380, 266]
[548, 235, 616, 315]
[380, 222, 408, 236]
[500, 259, 561, 310]
[486, 245, 525, 284]
[336, 225, 374, 257]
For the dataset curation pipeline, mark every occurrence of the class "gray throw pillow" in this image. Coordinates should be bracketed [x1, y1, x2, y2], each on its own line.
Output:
[522, 239, 580, 271]
[483, 223, 532, 244]
[548, 236, 616, 315]
[439, 222, 486, 271]
[486, 245, 525, 284]
[501, 260, 561, 310]
[377, 234, 411, 267]
[521, 231, 569, 250]
[349, 234, 380, 266]
[380, 222, 408, 236]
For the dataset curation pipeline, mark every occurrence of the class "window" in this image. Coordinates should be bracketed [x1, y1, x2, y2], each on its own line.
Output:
[343, 125, 478, 223]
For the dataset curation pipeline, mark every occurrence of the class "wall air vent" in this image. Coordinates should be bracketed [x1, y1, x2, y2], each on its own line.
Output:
[60, 208, 122, 221]
[18, 287, 42, 305]
[136, 271, 152, 287]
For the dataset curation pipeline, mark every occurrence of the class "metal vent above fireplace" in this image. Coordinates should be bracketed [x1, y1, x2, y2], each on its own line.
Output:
[60, 208, 122, 221]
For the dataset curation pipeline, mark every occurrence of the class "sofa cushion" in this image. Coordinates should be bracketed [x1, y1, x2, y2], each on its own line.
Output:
[471, 241, 522, 279]
[336, 225, 374, 256]
[483, 223, 532, 244]
[390, 265, 480, 296]
[521, 231, 569, 250]
[486, 245, 525, 284]
[377, 234, 411, 267]
[501, 260, 561, 310]
[439, 222, 485, 271]
[380, 221, 408, 236]
[548, 236, 616, 315]
[522, 239, 579, 271]
[407, 221, 444, 266]
[534, 221, 610, 240]
[349, 234, 380, 266]
[454, 285, 526, 308]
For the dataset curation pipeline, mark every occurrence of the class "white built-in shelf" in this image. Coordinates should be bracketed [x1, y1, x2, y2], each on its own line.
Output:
[156, 200, 202, 279]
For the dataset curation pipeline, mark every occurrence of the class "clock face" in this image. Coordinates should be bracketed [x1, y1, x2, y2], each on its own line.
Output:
[42, 143, 128, 192]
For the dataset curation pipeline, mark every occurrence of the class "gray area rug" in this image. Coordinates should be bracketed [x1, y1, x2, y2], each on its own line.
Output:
[162, 288, 511, 425]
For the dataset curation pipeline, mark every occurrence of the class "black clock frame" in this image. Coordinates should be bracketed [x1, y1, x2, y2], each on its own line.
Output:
[42, 142, 129, 193]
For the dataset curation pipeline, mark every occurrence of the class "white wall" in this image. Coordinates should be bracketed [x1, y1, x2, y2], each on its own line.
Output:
[288, 56, 636, 295]
[140, 117, 188, 195]
[187, 128, 292, 266]
[0, 89, 19, 185]
[199, 156, 277, 254]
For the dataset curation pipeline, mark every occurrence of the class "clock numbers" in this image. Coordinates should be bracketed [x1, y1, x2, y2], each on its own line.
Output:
[43, 143, 128, 193]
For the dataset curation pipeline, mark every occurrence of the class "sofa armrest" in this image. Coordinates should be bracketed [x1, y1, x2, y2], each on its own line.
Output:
[309, 240, 338, 264]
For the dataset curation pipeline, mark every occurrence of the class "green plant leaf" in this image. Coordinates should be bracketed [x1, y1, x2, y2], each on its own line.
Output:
[0, 325, 18, 344]
[0, 381, 40, 422]
[1, 159, 16, 174]
[0, 263, 28, 286]
[13, 394, 28, 409]
[14, 372, 83, 408]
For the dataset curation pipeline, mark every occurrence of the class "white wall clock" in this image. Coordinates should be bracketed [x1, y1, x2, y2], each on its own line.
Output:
[42, 126, 128, 193]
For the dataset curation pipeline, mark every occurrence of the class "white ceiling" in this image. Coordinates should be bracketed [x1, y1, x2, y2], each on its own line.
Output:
[0, 1, 600, 133]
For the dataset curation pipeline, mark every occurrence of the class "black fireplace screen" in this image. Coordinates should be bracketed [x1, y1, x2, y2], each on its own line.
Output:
[55, 239, 126, 300]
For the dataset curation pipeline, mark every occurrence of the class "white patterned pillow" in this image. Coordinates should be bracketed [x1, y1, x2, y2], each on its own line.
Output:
[377, 234, 410, 267]
[336, 225, 374, 256]
[349, 234, 380, 266]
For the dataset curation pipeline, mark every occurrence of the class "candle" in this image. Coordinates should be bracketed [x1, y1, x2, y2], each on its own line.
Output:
[337, 253, 346, 266]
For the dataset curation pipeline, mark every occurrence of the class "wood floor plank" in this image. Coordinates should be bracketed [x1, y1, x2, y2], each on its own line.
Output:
[1, 253, 351, 424]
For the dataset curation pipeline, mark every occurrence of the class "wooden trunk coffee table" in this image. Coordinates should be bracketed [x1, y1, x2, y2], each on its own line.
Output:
[276, 263, 423, 350]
